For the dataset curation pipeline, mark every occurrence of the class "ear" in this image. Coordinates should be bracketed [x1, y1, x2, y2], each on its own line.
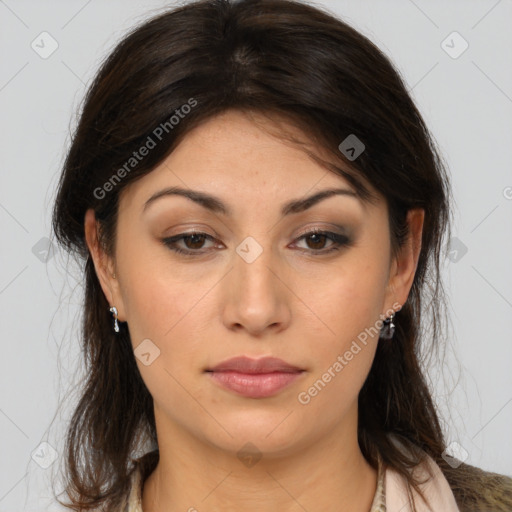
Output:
[384, 208, 425, 313]
[84, 209, 126, 321]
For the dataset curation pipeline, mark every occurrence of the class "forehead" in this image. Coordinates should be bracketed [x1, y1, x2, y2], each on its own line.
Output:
[119, 109, 381, 215]
[171, 110, 333, 183]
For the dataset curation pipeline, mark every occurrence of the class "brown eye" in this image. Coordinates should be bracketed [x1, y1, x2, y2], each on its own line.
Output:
[294, 230, 351, 254]
[162, 229, 351, 257]
[162, 232, 218, 255]
[304, 233, 329, 250]
[182, 233, 208, 249]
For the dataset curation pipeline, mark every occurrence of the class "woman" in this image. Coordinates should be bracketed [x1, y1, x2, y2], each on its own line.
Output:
[52, 0, 512, 510]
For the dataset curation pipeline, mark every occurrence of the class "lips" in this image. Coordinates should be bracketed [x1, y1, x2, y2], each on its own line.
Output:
[206, 356, 305, 398]
[206, 356, 304, 374]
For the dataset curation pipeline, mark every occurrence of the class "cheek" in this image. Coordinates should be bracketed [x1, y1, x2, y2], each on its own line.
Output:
[316, 261, 389, 340]
[296, 277, 383, 419]
[118, 249, 220, 380]
[298, 259, 389, 399]
[116, 236, 191, 336]
[122, 271, 201, 346]
[118, 266, 209, 411]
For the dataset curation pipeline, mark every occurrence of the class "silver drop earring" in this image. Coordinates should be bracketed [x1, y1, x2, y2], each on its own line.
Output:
[380, 312, 395, 340]
[110, 306, 120, 333]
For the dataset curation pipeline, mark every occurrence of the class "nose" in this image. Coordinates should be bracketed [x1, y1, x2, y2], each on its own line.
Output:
[221, 239, 291, 337]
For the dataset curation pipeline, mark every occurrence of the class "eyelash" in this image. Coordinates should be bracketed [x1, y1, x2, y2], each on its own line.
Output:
[162, 229, 351, 256]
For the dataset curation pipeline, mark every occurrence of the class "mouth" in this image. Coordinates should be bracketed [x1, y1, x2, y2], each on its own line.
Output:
[206, 355, 304, 374]
[205, 356, 305, 398]
[206, 370, 305, 398]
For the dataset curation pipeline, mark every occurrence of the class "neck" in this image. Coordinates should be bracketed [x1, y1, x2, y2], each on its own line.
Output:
[141, 411, 377, 512]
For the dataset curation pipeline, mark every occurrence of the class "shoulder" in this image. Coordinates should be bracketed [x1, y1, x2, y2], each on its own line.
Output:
[384, 442, 512, 512]
[123, 450, 159, 512]
[120, 465, 143, 512]
[385, 452, 460, 511]
[446, 461, 512, 512]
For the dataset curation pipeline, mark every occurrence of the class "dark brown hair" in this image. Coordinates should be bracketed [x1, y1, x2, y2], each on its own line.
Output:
[52, 0, 512, 510]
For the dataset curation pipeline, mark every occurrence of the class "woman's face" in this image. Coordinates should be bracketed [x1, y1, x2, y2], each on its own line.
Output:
[87, 109, 422, 459]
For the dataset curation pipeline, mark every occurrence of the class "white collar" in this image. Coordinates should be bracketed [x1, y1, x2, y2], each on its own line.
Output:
[385, 452, 460, 511]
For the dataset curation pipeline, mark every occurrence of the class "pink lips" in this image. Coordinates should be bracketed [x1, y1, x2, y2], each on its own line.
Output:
[206, 356, 305, 398]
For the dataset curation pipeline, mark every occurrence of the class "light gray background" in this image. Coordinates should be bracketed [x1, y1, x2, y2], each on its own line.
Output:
[1, 0, 511, 510]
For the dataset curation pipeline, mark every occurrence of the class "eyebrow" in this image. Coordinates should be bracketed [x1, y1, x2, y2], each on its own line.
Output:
[142, 186, 358, 216]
